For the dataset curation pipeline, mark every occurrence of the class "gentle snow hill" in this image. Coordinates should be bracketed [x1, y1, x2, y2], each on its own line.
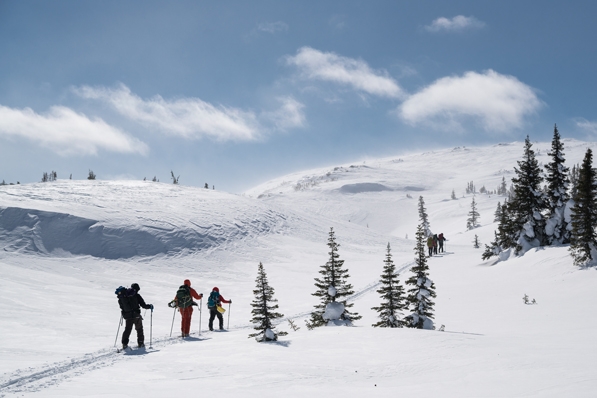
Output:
[1, 139, 597, 397]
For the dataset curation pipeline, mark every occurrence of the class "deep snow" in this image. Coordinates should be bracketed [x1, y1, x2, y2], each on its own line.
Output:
[1, 139, 597, 397]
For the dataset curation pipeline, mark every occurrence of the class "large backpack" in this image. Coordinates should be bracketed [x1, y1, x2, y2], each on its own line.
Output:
[115, 286, 138, 313]
[176, 285, 193, 309]
[207, 291, 220, 308]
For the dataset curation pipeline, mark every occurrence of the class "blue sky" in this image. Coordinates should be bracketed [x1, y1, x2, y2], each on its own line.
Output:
[1, 1, 596, 192]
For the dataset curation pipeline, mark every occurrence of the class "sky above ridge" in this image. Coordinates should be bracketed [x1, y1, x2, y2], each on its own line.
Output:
[1, 0, 596, 192]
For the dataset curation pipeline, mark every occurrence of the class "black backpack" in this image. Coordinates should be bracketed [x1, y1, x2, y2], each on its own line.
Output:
[176, 285, 193, 309]
[115, 286, 138, 313]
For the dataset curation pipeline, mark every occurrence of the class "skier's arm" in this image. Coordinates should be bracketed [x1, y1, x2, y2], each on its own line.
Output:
[219, 295, 231, 304]
[190, 287, 203, 300]
[137, 294, 152, 309]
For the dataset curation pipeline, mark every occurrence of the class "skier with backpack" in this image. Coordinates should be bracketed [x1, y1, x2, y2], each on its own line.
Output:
[207, 287, 231, 331]
[173, 279, 203, 337]
[116, 283, 153, 350]
[438, 233, 447, 253]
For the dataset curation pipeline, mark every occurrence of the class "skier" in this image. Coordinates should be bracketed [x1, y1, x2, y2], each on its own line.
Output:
[118, 283, 153, 350]
[207, 287, 231, 331]
[438, 233, 447, 253]
[174, 279, 203, 337]
[432, 234, 438, 255]
[427, 236, 434, 257]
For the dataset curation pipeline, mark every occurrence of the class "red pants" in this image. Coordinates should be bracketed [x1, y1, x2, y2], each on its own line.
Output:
[180, 306, 193, 334]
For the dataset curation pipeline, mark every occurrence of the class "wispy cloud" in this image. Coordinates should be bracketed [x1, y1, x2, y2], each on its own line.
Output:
[575, 118, 597, 136]
[257, 21, 289, 34]
[399, 70, 541, 133]
[0, 105, 148, 156]
[329, 14, 347, 30]
[74, 84, 305, 140]
[286, 47, 405, 99]
[425, 15, 485, 32]
[74, 84, 261, 141]
[262, 97, 306, 130]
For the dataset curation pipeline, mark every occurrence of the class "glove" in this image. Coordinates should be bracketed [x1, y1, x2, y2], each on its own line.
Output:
[199, 293, 203, 299]
[229, 299, 232, 304]
[149, 304, 154, 310]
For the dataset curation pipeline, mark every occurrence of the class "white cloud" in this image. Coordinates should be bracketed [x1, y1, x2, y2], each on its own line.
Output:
[0, 105, 148, 156]
[425, 15, 485, 32]
[261, 97, 306, 130]
[257, 21, 289, 34]
[286, 47, 405, 99]
[399, 70, 542, 133]
[74, 84, 261, 141]
[575, 118, 597, 136]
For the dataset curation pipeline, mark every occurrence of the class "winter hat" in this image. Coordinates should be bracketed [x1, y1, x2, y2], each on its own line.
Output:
[131, 283, 140, 291]
[213, 287, 219, 292]
[184, 279, 191, 287]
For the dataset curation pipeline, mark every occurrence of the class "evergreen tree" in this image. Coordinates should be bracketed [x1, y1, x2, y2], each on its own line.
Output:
[418, 196, 432, 236]
[498, 177, 508, 195]
[473, 234, 480, 248]
[569, 164, 580, 200]
[249, 262, 287, 341]
[404, 224, 436, 329]
[451, 189, 457, 200]
[371, 243, 407, 328]
[494, 201, 502, 222]
[306, 228, 361, 329]
[544, 124, 570, 244]
[569, 149, 597, 266]
[507, 136, 547, 254]
[466, 196, 481, 230]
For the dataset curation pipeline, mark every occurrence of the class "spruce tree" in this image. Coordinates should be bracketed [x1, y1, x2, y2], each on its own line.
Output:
[404, 224, 436, 329]
[544, 124, 570, 244]
[569, 149, 597, 266]
[507, 136, 547, 254]
[249, 262, 287, 341]
[372, 243, 407, 328]
[306, 228, 361, 329]
[418, 196, 432, 236]
[494, 201, 502, 222]
[466, 196, 480, 230]
[569, 164, 580, 201]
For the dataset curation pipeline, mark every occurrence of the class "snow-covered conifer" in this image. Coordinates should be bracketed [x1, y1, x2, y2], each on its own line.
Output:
[494, 201, 502, 222]
[466, 196, 481, 230]
[249, 262, 287, 342]
[473, 234, 480, 248]
[451, 189, 457, 200]
[544, 124, 570, 244]
[507, 136, 547, 254]
[418, 196, 432, 236]
[569, 149, 597, 266]
[498, 177, 508, 195]
[306, 228, 361, 329]
[404, 224, 436, 329]
[372, 243, 407, 328]
[569, 163, 580, 200]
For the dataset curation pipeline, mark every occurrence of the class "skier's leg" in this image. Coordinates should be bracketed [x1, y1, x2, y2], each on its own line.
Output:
[122, 318, 133, 347]
[217, 312, 224, 330]
[208, 308, 216, 330]
[135, 316, 145, 346]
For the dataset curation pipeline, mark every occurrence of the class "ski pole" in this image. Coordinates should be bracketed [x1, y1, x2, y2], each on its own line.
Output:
[114, 315, 123, 347]
[149, 307, 153, 349]
[199, 298, 202, 336]
[170, 307, 177, 337]
[227, 302, 231, 330]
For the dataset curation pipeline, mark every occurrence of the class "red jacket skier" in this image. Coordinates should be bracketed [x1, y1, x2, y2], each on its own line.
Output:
[175, 279, 203, 337]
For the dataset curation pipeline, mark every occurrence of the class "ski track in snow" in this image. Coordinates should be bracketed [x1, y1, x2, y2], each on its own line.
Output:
[0, 260, 418, 396]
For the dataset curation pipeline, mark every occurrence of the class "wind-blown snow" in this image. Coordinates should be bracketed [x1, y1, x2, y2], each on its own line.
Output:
[1, 139, 597, 397]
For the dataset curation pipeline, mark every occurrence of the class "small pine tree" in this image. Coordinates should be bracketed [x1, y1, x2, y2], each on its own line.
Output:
[306, 228, 361, 329]
[404, 224, 436, 329]
[544, 124, 570, 244]
[494, 201, 502, 222]
[152, 176, 157, 182]
[41, 172, 49, 182]
[204, 183, 209, 189]
[473, 234, 480, 248]
[498, 177, 508, 195]
[569, 164, 580, 199]
[371, 243, 407, 328]
[248, 262, 287, 342]
[87, 170, 96, 180]
[466, 196, 481, 230]
[451, 189, 457, 200]
[418, 196, 432, 236]
[569, 149, 597, 266]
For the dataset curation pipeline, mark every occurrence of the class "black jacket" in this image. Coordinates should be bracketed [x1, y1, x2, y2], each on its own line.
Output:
[120, 291, 151, 320]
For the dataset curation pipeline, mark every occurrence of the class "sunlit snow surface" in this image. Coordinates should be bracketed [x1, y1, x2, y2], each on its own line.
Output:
[1, 139, 597, 397]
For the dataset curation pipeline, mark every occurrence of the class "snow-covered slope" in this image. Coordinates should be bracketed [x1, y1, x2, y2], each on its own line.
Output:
[1, 139, 596, 397]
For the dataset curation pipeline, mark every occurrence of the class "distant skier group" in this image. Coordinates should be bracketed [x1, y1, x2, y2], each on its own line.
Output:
[115, 280, 232, 351]
[426, 233, 446, 256]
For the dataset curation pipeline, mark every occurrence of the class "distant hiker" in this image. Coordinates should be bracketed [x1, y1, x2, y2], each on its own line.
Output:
[174, 279, 203, 337]
[438, 233, 447, 253]
[427, 236, 433, 257]
[118, 283, 153, 350]
[207, 287, 231, 331]
[433, 234, 438, 255]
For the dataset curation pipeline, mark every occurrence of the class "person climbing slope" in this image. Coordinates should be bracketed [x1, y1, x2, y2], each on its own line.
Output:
[207, 287, 231, 331]
[118, 283, 153, 350]
[174, 279, 203, 337]
[427, 236, 434, 257]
